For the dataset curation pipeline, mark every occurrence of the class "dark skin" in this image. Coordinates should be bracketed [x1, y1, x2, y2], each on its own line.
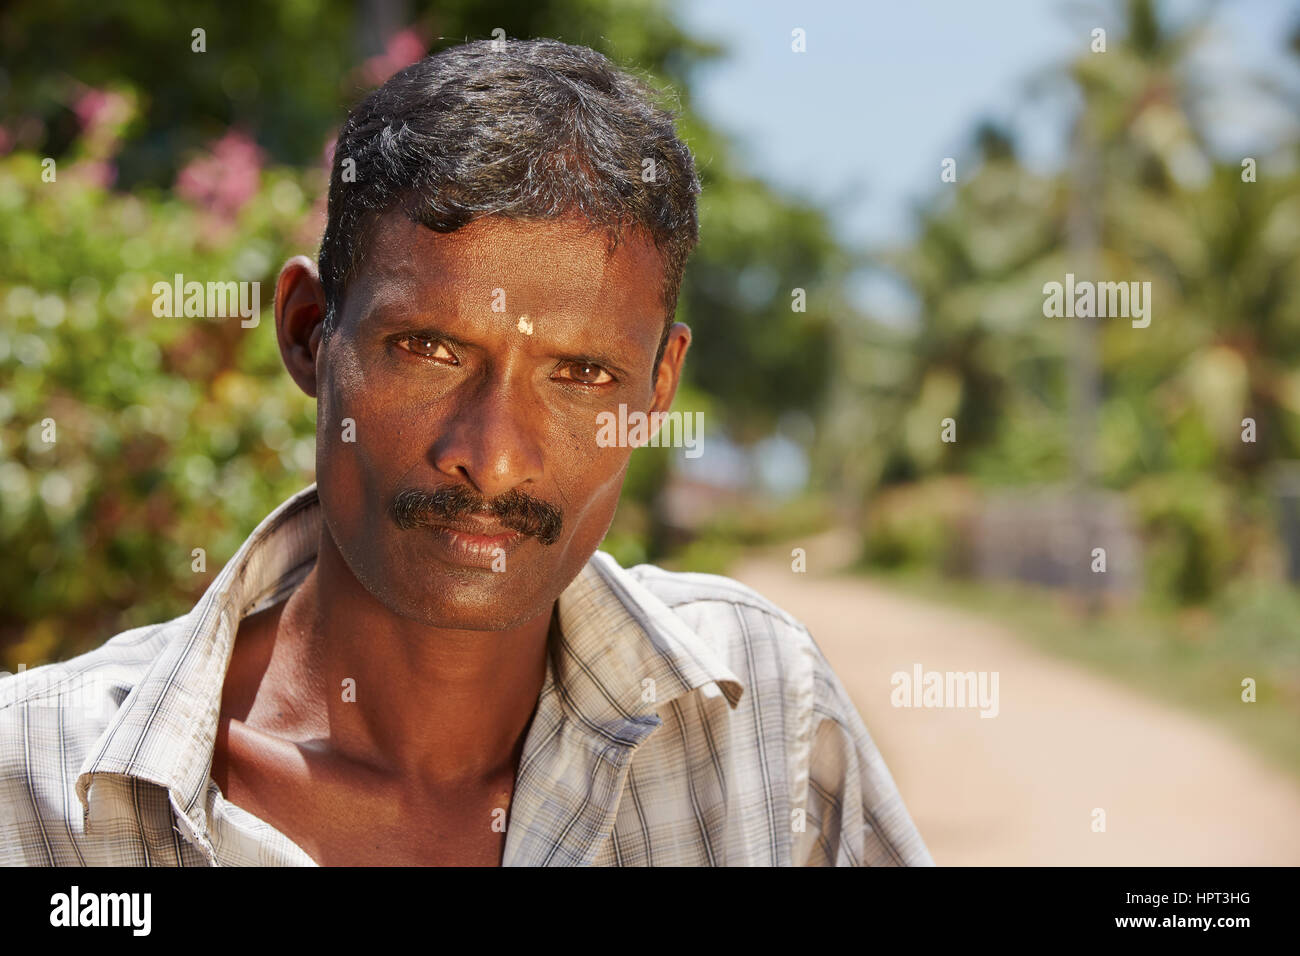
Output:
[209, 212, 691, 866]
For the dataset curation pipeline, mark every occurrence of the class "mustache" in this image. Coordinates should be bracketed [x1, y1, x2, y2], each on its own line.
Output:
[391, 485, 563, 546]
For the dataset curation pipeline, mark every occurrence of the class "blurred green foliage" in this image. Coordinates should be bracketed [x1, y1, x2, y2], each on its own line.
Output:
[836, 0, 1300, 605]
[663, 494, 835, 575]
[0, 145, 322, 667]
[858, 478, 975, 574]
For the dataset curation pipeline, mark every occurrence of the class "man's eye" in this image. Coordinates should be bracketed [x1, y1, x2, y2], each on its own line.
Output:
[396, 335, 457, 363]
[555, 361, 615, 385]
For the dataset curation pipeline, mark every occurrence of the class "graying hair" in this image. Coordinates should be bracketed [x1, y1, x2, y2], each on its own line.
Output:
[317, 37, 702, 367]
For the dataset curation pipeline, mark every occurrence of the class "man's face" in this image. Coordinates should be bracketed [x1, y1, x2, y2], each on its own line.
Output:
[301, 212, 682, 631]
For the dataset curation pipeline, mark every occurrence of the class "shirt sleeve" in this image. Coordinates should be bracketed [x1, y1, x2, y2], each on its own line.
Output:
[795, 660, 935, 867]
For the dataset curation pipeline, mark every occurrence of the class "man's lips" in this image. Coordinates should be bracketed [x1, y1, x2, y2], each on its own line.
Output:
[416, 513, 530, 567]
[425, 513, 525, 542]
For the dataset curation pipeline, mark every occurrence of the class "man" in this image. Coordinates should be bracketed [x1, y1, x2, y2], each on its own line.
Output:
[0, 38, 931, 866]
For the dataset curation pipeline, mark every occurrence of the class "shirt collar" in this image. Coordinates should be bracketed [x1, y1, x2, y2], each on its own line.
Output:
[75, 484, 320, 851]
[551, 550, 743, 743]
[75, 484, 743, 854]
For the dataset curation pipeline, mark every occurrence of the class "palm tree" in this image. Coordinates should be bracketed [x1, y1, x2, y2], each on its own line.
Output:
[833, 0, 1300, 602]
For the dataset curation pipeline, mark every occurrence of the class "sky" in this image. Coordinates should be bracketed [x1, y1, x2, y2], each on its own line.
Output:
[674, 0, 1300, 318]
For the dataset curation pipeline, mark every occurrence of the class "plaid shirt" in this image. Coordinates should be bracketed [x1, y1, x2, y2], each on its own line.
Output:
[0, 485, 932, 867]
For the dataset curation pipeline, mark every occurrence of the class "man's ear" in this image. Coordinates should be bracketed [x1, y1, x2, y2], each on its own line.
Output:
[275, 255, 327, 398]
[649, 322, 691, 414]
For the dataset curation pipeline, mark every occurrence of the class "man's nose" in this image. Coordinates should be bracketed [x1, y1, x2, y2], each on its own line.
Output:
[430, 378, 545, 498]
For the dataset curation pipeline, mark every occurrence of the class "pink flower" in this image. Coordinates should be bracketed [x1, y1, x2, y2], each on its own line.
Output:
[70, 88, 134, 162]
[360, 28, 426, 87]
[175, 129, 265, 222]
[73, 89, 131, 136]
[73, 160, 117, 188]
[73, 90, 112, 129]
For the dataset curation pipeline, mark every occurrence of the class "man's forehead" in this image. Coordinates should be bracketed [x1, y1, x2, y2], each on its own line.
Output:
[354, 210, 664, 309]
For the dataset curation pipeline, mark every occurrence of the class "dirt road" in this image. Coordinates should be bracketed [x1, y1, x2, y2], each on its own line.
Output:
[727, 535, 1300, 865]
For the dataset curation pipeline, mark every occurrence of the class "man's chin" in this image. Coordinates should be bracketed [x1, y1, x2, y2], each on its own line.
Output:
[380, 574, 555, 633]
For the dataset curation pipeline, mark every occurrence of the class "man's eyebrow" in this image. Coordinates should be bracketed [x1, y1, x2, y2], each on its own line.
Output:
[362, 299, 455, 329]
[369, 305, 640, 375]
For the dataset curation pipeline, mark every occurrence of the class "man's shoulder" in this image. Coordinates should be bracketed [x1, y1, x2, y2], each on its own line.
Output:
[0, 617, 182, 743]
[614, 560, 933, 867]
[623, 561, 807, 633]
[618, 561, 851, 718]
[0, 617, 187, 865]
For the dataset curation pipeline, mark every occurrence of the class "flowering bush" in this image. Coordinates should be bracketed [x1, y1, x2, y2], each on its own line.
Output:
[0, 95, 327, 666]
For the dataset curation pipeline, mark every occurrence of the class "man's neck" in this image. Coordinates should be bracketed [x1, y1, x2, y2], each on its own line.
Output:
[238, 526, 553, 789]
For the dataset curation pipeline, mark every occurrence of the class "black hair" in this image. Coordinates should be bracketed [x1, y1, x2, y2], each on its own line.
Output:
[317, 37, 702, 370]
